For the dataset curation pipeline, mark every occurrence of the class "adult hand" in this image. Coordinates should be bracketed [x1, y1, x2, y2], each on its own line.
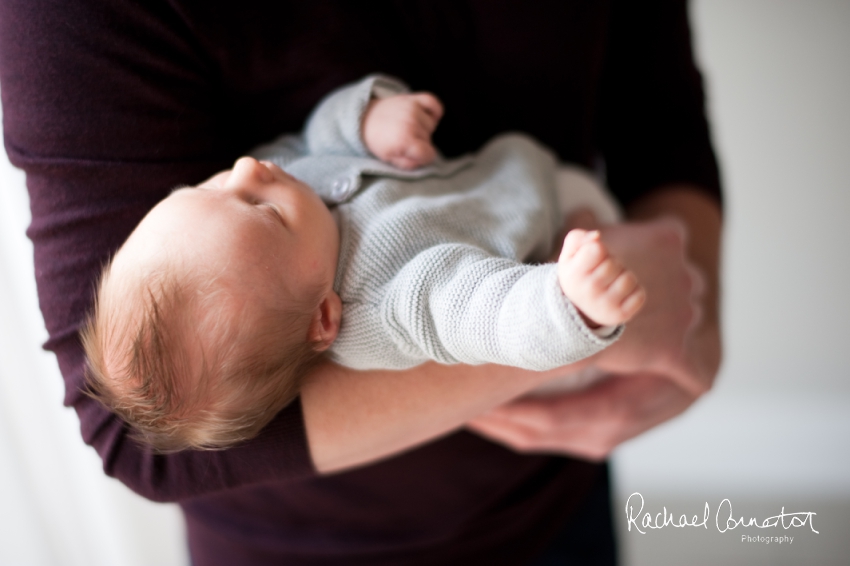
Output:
[549, 208, 712, 396]
[612, 187, 724, 396]
[552, 216, 708, 394]
[467, 218, 706, 458]
[466, 373, 695, 461]
[466, 188, 723, 458]
[591, 218, 710, 396]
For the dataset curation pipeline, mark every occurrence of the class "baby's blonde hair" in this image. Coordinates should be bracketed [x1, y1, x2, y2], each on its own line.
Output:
[82, 259, 321, 453]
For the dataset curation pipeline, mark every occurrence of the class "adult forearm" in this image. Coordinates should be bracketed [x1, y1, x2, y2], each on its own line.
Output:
[301, 359, 590, 474]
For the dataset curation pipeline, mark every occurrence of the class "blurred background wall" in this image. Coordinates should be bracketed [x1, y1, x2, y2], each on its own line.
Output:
[1, 1, 848, 564]
[614, 1, 850, 564]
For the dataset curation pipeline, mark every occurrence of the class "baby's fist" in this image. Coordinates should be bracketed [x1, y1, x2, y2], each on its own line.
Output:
[557, 229, 646, 328]
[362, 93, 443, 170]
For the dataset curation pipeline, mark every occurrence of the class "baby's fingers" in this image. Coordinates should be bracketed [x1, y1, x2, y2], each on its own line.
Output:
[573, 240, 611, 278]
[389, 139, 437, 170]
[604, 270, 645, 322]
[620, 286, 647, 320]
[405, 138, 437, 165]
[560, 229, 601, 263]
[396, 93, 442, 136]
[411, 92, 444, 123]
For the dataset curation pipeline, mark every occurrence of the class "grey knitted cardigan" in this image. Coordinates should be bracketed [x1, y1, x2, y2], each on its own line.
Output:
[252, 75, 621, 371]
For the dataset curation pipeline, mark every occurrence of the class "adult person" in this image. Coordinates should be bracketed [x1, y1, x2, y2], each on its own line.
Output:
[0, 1, 722, 564]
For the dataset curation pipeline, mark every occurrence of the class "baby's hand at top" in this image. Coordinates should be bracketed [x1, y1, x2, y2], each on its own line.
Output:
[557, 229, 646, 328]
[362, 93, 444, 170]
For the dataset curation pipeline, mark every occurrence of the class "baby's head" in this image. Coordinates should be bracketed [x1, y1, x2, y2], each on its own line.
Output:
[83, 158, 341, 452]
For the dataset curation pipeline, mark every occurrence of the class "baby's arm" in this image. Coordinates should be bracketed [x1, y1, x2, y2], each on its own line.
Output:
[301, 75, 442, 168]
[557, 229, 646, 327]
[369, 245, 620, 372]
[361, 92, 443, 170]
[302, 75, 413, 158]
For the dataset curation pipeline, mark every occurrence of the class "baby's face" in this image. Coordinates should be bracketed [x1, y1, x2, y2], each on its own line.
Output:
[115, 157, 340, 322]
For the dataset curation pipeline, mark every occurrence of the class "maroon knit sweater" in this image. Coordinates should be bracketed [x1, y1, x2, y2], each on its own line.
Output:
[0, 1, 720, 564]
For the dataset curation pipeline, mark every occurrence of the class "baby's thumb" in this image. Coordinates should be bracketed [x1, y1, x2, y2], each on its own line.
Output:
[560, 229, 597, 261]
[404, 139, 437, 166]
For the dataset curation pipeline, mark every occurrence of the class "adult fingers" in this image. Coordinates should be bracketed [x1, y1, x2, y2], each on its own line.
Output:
[467, 405, 614, 460]
[465, 416, 542, 453]
[687, 261, 707, 300]
[477, 397, 565, 434]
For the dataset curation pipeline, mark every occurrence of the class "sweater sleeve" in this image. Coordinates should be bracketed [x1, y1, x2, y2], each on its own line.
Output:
[377, 245, 620, 371]
[250, 75, 407, 169]
[248, 75, 409, 169]
[0, 0, 315, 502]
[303, 74, 409, 157]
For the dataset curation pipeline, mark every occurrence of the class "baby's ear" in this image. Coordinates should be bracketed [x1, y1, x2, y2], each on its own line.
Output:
[307, 292, 342, 352]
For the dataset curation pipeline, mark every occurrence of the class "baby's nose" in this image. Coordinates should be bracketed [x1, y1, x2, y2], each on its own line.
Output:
[228, 157, 273, 186]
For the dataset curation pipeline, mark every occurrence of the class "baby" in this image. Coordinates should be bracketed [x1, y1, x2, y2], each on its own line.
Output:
[83, 75, 645, 452]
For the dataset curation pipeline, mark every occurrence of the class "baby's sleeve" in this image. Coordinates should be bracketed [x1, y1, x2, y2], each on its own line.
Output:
[377, 244, 621, 371]
[303, 74, 409, 158]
